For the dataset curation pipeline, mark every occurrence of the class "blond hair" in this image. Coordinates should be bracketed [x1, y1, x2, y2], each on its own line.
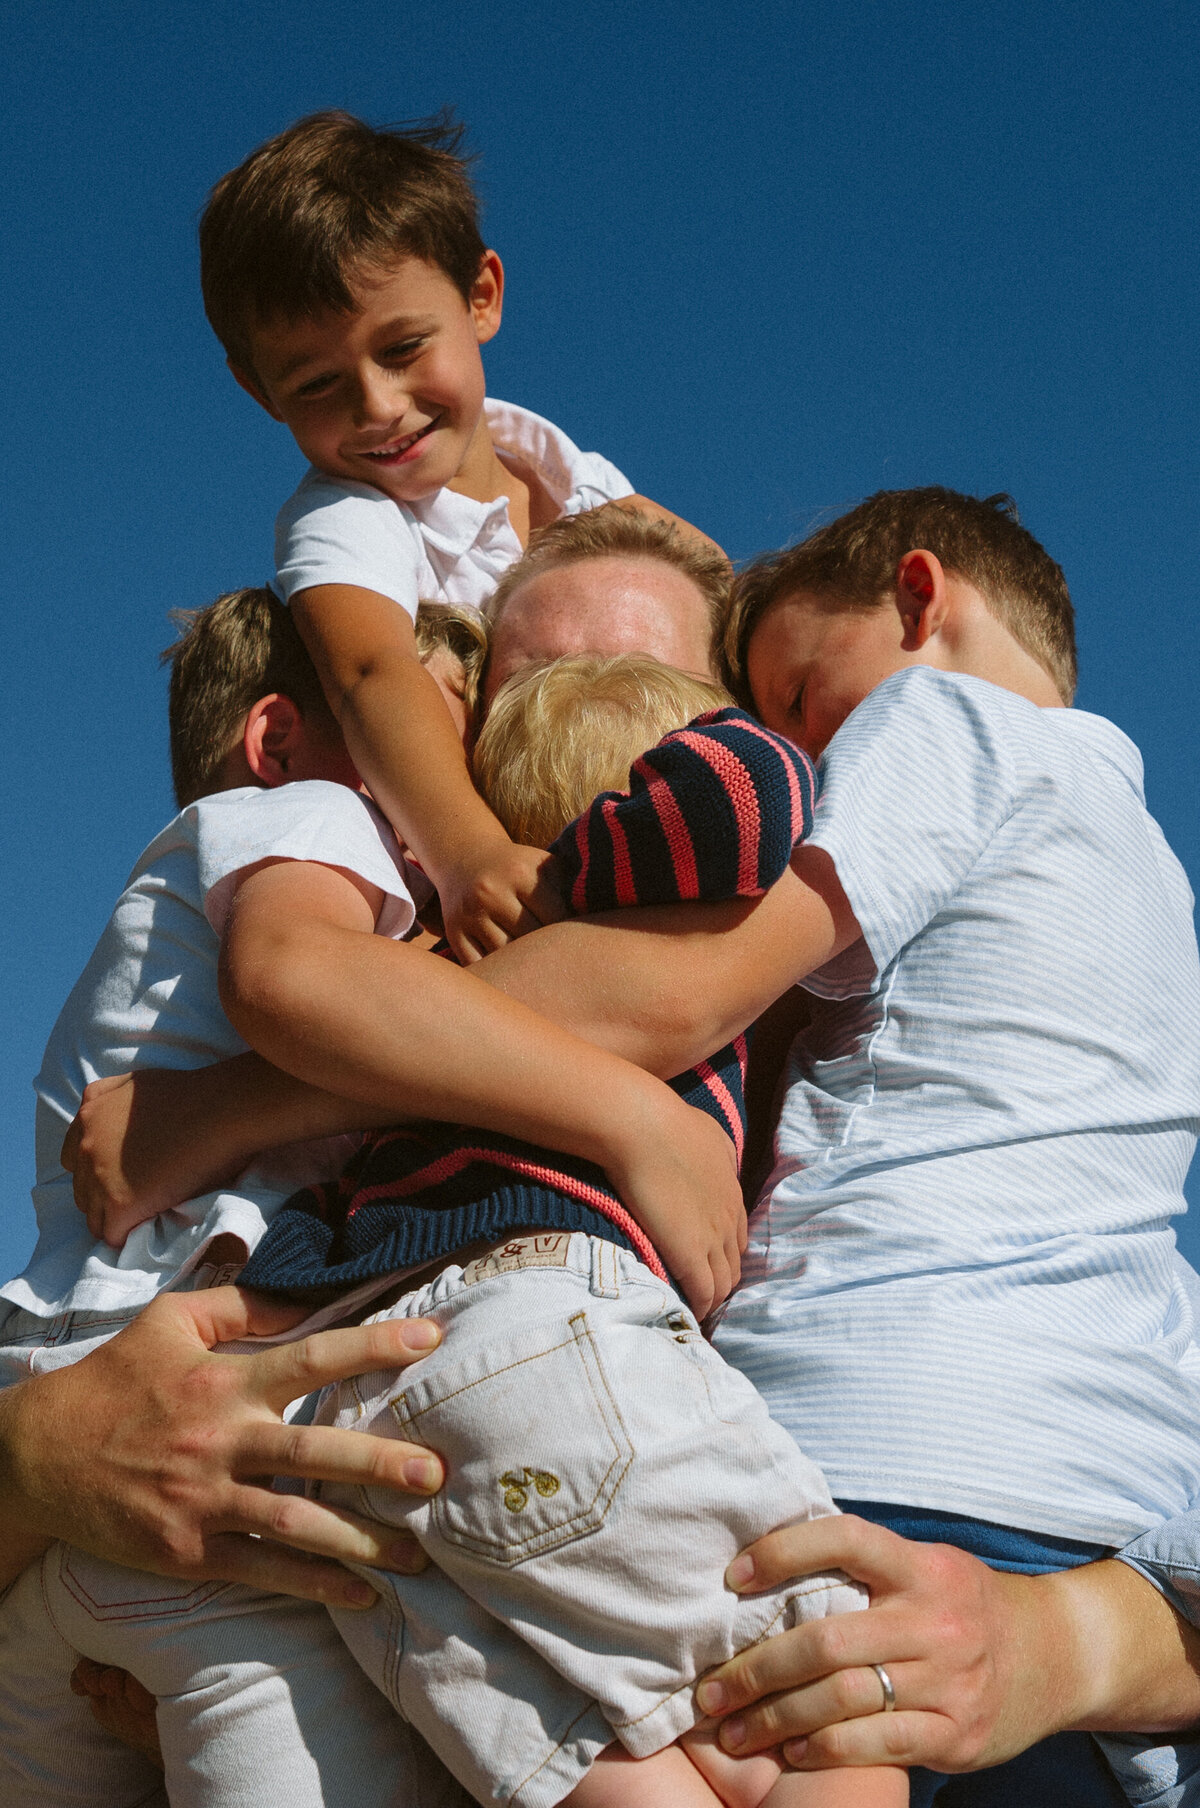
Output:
[484, 505, 730, 668]
[474, 655, 730, 848]
[413, 599, 490, 717]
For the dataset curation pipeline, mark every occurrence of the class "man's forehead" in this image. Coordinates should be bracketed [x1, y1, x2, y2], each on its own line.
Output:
[487, 555, 714, 696]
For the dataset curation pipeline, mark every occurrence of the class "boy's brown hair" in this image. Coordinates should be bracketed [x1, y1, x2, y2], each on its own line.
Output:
[163, 586, 331, 807]
[484, 504, 731, 676]
[722, 487, 1077, 705]
[200, 110, 487, 377]
[474, 654, 729, 848]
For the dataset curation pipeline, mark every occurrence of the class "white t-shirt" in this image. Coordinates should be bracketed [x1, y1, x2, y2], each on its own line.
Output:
[273, 398, 634, 618]
[712, 667, 1200, 1545]
[5, 782, 426, 1320]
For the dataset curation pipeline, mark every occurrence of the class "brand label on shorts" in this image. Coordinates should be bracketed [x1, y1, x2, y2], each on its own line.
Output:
[463, 1234, 572, 1286]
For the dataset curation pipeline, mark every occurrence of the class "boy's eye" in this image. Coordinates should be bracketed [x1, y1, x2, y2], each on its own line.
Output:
[381, 336, 427, 362]
[293, 372, 338, 400]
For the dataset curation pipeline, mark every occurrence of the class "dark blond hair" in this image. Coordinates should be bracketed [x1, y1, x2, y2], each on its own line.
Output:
[412, 600, 490, 718]
[474, 654, 729, 848]
[200, 110, 487, 376]
[484, 505, 731, 669]
[163, 587, 330, 807]
[723, 488, 1077, 705]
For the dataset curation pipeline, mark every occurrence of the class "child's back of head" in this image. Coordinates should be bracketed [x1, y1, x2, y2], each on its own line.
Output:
[474, 655, 730, 848]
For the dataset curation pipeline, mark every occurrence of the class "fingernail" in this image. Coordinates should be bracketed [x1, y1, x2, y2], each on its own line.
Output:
[725, 1553, 755, 1590]
[403, 1319, 440, 1350]
[388, 1538, 427, 1573]
[695, 1679, 726, 1715]
[721, 1717, 746, 1751]
[342, 1579, 377, 1608]
[403, 1456, 442, 1492]
[783, 1739, 809, 1766]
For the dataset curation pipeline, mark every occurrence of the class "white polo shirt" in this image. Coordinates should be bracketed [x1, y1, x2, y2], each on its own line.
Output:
[712, 667, 1200, 1544]
[273, 398, 633, 618]
[6, 782, 424, 1320]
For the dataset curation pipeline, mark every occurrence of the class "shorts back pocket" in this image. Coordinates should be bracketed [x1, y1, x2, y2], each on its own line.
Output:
[380, 1310, 632, 1567]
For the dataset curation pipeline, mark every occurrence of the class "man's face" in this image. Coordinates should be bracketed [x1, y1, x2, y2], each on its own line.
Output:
[747, 591, 909, 758]
[240, 254, 501, 505]
[484, 555, 716, 706]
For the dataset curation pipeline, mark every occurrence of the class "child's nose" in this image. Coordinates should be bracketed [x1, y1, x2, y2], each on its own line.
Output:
[353, 364, 404, 427]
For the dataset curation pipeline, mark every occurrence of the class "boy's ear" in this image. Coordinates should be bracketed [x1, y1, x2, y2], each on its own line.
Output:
[894, 550, 949, 648]
[243, 694, 304, 788]
[470, 251, 505, 345]
[228, 359, 283, 422]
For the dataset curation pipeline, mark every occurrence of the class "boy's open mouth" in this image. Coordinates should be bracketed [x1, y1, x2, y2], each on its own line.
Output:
[362, 418, 441, 463]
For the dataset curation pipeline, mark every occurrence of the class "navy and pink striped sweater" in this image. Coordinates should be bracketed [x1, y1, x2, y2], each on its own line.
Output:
[238, 710, 817, 1303]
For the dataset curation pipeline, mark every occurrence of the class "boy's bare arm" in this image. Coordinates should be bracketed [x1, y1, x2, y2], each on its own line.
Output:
[290, 582, 561, 959]
[218, 858, 744, 1313]
[614, 495, 729, 562]
[67, 850, 857, 1235]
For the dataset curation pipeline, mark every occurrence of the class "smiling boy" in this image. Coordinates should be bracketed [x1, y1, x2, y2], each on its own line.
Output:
[200, 111, 708, 961]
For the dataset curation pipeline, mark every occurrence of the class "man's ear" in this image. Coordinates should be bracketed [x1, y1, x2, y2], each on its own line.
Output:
[228, 359, 283, 422]
[242, 695, 304, 788]
[470, 251, 505, 345]
[894, 550, 949, 648]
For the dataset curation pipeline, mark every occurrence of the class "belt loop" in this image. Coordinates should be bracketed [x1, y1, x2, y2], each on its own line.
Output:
[589, 1237, 621, 1299]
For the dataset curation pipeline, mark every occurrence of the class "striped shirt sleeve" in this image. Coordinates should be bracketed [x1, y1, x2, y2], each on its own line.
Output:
[551, 708, 818, 916]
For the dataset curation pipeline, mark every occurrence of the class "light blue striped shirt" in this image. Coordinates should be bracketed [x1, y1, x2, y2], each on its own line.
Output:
[712, 667, 1200, 1544]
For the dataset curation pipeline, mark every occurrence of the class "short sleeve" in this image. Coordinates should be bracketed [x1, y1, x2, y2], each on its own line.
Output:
[805, 669, 1022, 995]
[561, 450, 636, 513]
[551, 709, 817, 914]
[193, 783, 426, 939]
[274, 471, 423, 617]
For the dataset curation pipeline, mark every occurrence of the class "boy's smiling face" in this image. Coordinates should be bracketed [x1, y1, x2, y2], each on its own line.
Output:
[236, 252, 503, 504]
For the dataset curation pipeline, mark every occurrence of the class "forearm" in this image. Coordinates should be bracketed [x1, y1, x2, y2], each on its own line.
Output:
[476, 852, 850, 1077]
[0, 1384, 54, 1586]
[1045, 1560, 1200, 1736]
[222, 902, 684, 1173]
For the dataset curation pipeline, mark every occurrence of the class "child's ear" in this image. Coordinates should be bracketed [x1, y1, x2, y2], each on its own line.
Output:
[243, 694, 304, 787]
[894, 550, 949, 648]
[470, 251, 505, 345]
[228, 359, 283, 422]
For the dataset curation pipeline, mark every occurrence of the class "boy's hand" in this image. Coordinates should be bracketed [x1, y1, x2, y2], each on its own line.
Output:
[63, 1070, 245, 1247]
[439, 840, 564, 963]
[606, 1097, 746, 1318]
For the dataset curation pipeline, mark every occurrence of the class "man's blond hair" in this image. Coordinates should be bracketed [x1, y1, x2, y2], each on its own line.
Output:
[484, 505, 730, 671]
[474, 655, 730, 848]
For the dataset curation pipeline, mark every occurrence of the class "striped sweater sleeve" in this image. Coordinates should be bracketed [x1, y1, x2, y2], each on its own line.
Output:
[550, 708, 818, 915]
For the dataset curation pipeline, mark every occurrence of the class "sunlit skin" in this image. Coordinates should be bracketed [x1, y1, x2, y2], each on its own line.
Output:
[485, 555, 718, 704]
[747, 552, 1064, 760]
[232, 252, 530, 517]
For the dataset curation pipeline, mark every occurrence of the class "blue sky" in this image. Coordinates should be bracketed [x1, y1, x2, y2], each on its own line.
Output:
[2, 0, 1197, 1281]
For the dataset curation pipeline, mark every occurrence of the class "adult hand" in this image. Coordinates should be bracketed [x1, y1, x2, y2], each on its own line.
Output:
[694, 1515, 1200, 1773]
[0, 1286, 445, 1607]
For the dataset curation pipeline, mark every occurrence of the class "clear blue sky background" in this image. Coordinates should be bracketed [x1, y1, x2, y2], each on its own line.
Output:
[2, 0, 1197, 1284]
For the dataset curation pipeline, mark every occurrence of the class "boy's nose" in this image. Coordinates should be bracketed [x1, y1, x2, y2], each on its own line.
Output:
[353, 365, 404, 428]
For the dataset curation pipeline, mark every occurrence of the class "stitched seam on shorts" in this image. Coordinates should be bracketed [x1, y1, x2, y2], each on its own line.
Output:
[606, 1587, 842, 1732]
[509, 1699, 606, 1802]
[55, 1545, 231, 1621]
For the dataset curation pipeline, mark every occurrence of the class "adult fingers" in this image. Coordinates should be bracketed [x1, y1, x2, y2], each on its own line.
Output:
[235, 1418, 444, 1499]
[725, 1513, 926, 1599]
[206, 1485, 432, 1584]
[784, 1709, 954, 1772]
[242, 1315, 443, 1413]
[702, 1635, 930, 1754]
